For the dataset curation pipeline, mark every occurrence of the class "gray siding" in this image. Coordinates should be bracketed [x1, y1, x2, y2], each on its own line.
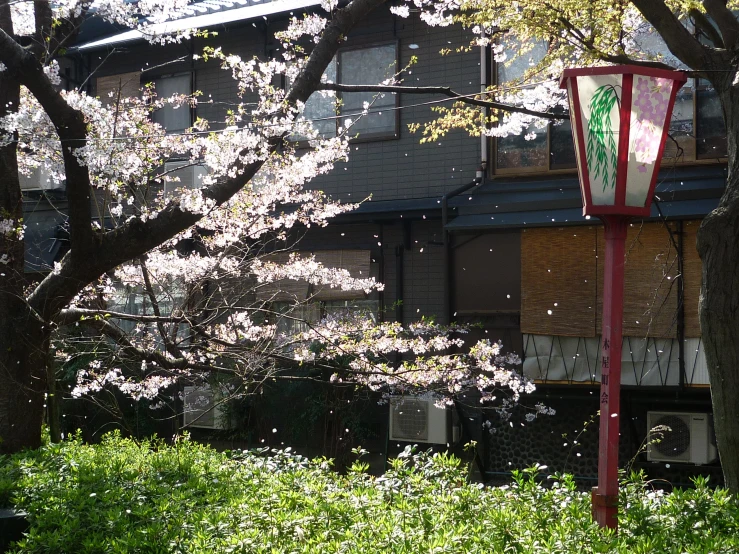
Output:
[316, 9, 481, 202]
[300, 218, 445, 324]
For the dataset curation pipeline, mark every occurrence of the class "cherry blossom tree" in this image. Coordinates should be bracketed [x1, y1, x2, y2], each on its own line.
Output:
[0, 0, 539, 454]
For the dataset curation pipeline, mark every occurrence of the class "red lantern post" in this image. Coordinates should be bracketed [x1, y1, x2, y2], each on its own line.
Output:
[560, 66, 687, 530]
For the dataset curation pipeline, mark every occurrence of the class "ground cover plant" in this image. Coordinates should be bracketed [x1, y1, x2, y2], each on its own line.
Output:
[1, 432, 738, 553]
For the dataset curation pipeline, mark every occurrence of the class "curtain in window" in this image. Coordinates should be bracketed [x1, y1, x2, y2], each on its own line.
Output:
[152, 74, 191, 133]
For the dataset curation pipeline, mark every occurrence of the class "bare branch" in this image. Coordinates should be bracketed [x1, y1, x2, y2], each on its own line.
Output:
[60, 307, 186, 324]
[318, 82, 568, 120]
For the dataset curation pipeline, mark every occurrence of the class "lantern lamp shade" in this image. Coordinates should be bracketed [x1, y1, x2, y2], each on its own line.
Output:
[559, 66, 687, 217]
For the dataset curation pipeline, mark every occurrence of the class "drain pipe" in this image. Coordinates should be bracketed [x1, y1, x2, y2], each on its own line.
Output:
[480, 27, 489, 171]
[441, 32, 489, 325]
[442, 173, 482, 325]
[395, 244, 404, 323]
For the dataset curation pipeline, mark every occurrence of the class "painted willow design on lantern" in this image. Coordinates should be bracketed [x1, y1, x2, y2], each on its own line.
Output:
[586, 85, 619, 191]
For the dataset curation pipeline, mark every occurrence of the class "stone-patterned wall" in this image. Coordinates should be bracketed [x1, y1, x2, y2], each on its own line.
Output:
[483, 390, 723, 489]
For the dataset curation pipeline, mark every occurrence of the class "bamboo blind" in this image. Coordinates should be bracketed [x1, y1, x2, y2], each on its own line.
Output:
[522, 223, 685, 339]
[96, 72, 141, 107]
[596, 222, 679, 338]
[521, 227, 598, 337]
[682, 220, 702, 337]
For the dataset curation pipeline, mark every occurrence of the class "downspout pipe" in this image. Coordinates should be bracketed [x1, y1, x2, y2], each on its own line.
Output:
[442, 173, 482, 325]
[677, 220, 686, 388]
[480, 27, 489, 171]
[395, 244, 404, 324]
[441, 31, 489, 325]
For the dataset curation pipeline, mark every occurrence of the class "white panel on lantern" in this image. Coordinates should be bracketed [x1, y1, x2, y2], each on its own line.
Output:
[576, 74, 622, 206]
[567, 81, 587, 208]
[625, 76, 675, 207]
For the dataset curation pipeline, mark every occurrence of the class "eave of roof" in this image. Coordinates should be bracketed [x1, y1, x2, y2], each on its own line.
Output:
[444, 164, 726, 230]
[74, 0, 321, 51]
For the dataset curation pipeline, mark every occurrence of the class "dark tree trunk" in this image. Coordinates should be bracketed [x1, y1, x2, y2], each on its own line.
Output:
[697, 83, 739, 493]
[0, 308, 48, 454]
[0, 65, 48, 454]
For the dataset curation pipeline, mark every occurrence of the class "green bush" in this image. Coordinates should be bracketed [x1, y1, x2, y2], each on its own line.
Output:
[2, 432, 738, 553]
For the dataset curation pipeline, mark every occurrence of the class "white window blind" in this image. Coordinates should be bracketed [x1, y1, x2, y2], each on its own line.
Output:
[152, 74, 191, 133]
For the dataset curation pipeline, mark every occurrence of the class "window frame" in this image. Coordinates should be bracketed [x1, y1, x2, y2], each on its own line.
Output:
[288, 40, 400, 144]
[490, 44, 727, 177]
[147, 71, 195, 135]
[272, 298, 380, 337]
[490, 43, 576, 177]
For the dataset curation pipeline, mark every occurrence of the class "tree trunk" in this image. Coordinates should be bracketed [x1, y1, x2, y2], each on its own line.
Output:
[0, 67, 48, 454]
[0, 310, 48, 454]
[697, 84, 739, 493]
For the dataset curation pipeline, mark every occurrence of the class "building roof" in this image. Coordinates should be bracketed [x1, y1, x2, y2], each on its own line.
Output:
[74, 0, 322, 51]
[445, 165, 727, 231]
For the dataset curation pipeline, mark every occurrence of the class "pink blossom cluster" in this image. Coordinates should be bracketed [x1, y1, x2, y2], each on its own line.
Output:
[632, 76, 672, 166]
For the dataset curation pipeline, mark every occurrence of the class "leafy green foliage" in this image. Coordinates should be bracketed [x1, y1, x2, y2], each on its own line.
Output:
[2, 432, 738, 553]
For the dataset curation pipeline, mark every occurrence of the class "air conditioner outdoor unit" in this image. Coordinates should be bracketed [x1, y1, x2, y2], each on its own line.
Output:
[389, 396, 448, 444]
[162, 161, 207, 196]
[182, 385, 227, 430]
[647, 411, 717, 465]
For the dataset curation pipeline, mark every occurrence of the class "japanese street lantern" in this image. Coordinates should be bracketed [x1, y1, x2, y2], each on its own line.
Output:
[560, 64, 687, 531]
[559, 66, 687, 217]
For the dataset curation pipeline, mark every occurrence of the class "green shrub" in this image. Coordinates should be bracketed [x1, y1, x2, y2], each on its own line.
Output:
[2, 432, 738, 553]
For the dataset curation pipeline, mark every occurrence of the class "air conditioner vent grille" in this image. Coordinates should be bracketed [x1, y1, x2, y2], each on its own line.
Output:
[647, 411, 717, 465]
[183, 386, 220, 429]
[389, 396, 448, 444]
[393, 399, 428, 441]
[653, 414, 691, 458]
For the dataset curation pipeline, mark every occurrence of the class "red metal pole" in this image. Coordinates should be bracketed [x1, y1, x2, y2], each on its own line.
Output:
[592, 215, 628, 530]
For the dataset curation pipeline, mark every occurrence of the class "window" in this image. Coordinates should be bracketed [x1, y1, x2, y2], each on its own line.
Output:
[275, 299, 379, 337]
[494, 31, 728, 174]
[108, 283, 190, 349]
[647, 21, 727, 161]
[295, 43, 398, 140]
[494, 41, 576, 174]
[695, 78, 727, 158]
[151, 74, 192, 134]
[96, 71, 141, 108]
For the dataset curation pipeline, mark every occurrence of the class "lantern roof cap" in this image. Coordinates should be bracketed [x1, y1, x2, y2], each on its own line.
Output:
[559, 64, 687, 89]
